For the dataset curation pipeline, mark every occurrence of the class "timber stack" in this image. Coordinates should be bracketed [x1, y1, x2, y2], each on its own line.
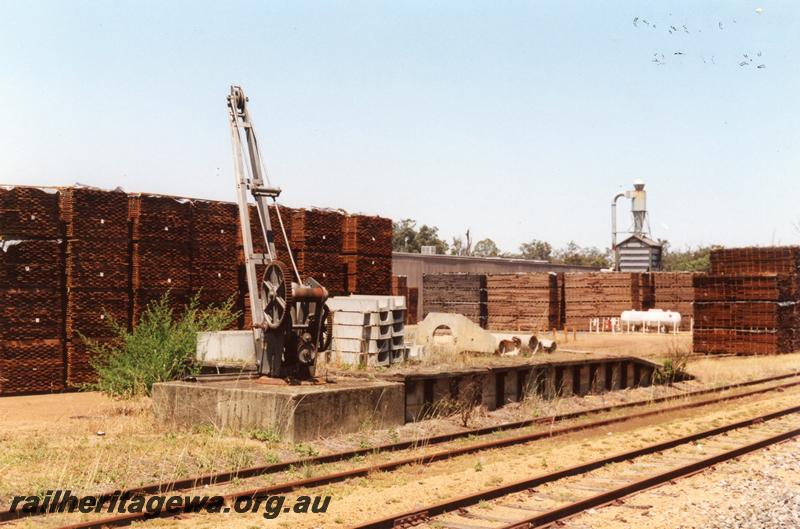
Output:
[694, 247, 800, 354]
[486, 272, 562, 331]
[422, 273, 487, 327]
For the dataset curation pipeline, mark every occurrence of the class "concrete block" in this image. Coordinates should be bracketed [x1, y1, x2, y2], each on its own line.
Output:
[196, 330, 256, 364]
[152, 377, 404, 442]
[331, 310, 391, 326]
[333, 324, 392, 340]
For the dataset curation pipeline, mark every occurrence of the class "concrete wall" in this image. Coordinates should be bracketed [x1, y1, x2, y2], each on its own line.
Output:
[392, 252, 598, 321]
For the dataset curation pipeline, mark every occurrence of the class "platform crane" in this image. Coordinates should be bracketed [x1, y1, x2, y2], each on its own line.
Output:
[227, 85, 331, 379]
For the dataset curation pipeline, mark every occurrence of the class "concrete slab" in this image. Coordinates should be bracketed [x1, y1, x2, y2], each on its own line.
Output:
[152, 376, 404, 442]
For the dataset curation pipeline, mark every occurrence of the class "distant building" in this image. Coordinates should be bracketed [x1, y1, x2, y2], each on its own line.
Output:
[616, 234, 663, 272]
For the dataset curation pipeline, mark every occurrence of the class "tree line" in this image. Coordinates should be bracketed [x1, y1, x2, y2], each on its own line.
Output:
[392, 218, 715, 271]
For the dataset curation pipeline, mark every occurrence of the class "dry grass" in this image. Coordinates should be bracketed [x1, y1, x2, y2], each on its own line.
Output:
[0, 393, 289, 509]
[2, 332, 799, 515]
[686, 352, 800, 386]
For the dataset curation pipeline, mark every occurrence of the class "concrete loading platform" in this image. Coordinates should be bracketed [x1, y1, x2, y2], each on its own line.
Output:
[336, 354, 662, 422]
[152, 376, 404, 442]
[155, 351, 662, 440]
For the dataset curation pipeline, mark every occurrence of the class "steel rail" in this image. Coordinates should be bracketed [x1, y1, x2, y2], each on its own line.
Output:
[497, 426, 800, 528]
[39, 377, 800, 529]
[354, 403, 800, 529]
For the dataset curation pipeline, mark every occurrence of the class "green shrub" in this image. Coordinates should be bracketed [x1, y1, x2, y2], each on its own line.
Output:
[83, 291, 239, 398]
[655, 343, 692, 385]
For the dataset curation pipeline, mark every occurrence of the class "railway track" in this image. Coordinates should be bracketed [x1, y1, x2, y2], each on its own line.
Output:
[7, 373, 797, 529]
[355, 403, 800, 528]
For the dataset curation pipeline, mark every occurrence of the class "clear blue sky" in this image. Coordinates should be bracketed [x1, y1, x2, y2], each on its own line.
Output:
[2, 1, 798, 253]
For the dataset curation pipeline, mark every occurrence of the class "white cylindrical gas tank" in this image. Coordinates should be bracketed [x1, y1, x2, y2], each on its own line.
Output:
[621, 309, 682, 329]
[643, 309, 681, 327]
[620, 310, 645, 325]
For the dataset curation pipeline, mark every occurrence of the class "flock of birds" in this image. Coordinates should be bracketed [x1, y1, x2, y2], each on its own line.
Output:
[634, 8, 767, 69]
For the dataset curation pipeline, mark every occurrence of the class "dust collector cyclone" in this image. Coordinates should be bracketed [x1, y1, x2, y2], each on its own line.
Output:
[611, 179, 663, 272]
[227, 85, 331, 380]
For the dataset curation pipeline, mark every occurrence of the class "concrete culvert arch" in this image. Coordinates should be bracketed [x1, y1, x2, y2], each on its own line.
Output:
[432, 324, 454, 345]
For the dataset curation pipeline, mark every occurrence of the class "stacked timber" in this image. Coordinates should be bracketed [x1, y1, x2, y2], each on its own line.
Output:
[291, 208, 346, 296]
[191, 200, 241, 316]
[650, 272, 696, 331]
[0, 185, 397, 393]
[486, 273, 562, 331]
[392, 275, 420, 325]
[407, 287, 419, 324]
[391, 275, 408, 298]
[0, 186, 65, 394]
[129, 194, 192, 323]
[62, 187, 131, 385]
[694, 247, 800, 354]
[342, 214, 392, 295]
[422, 273, 487, 327]
[711, 247, 800, 276]
[563, 272, 647, 330]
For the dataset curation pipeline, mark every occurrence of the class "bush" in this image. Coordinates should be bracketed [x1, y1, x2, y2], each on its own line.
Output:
[84, 291, 239, 398]
[655, 343, 692, 385]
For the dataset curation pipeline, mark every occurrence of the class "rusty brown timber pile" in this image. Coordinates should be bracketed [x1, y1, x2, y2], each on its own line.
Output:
[129, 194, 192, 325]
[563, 272, 648, 330]
[406, 287, 419, 324]
[62, 188, 131, 385]
[191, 200, 241, 315]
[711, 246, 800, 276]
[391, 275, 418, 325]
[0, 241, 65, 394]
[486, 272, 562, 331]
[0, 186, 61, 239]
[1, 185, 393, 394]
[291, 208, 346, 296]
[422, 273, 488, 327]
[650, 272, 696, 330]
[342, 214, 392, 295]
[694, 246, 800, 355]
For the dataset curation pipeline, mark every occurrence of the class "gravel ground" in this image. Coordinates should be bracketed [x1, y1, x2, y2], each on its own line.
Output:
[566, 437, 800, 529]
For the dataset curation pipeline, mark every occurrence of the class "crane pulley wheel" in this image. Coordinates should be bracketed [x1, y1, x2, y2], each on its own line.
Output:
[231, 86, 247, 113]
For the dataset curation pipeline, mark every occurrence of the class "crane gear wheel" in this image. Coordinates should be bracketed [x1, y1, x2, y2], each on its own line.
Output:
[320, 304, 333, 352]
[260, 261, 293, 329]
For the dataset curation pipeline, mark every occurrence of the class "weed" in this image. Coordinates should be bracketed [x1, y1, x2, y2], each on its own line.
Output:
[250, 429, 280, 444]
[294, 443, 319, 458]
[656, 342, 693, 385]
[388, 428, 400, 443]
[84, 291, 239, 398]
